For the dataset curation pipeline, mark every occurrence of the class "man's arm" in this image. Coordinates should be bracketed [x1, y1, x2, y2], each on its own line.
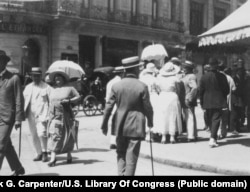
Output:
[13, 75, 25, 128]
[142, 86, 153, 128]
[101, 87, 116, 135]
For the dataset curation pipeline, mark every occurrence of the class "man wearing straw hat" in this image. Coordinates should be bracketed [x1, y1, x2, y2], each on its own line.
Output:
[0, 50, 25, 176]
[101, 56, 153, 176]
[23, 67, 51, 162]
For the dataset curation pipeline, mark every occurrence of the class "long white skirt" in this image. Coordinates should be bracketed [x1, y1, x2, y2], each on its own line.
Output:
[153, 92, 182, 136]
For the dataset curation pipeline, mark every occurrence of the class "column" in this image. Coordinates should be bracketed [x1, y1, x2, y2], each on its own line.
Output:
[207, 0, 214, 29]
[182, 0, 189, 34]
[95, 36, 103, 67]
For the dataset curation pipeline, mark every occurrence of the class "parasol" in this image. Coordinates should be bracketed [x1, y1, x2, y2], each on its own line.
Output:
[141, 44, 168, 61]
[46, 60, 85, 80]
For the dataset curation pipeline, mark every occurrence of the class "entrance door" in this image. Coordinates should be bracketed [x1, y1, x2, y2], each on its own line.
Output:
[79, 35, 96, 73]
[21, 39, 40, 76]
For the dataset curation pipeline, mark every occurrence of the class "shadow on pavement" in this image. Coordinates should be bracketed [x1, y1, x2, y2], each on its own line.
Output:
[27, 173, 60, 176]
[218, 138, 250, 147]
[74, 148, 110, 153]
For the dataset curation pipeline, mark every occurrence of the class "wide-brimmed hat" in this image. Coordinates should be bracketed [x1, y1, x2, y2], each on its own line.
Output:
[159, 62, 180, 76]
[171, 57, 181, 66]
[121, 56, 144, 69]
[30, 67, 42, 75]
[182, 60, 195, 69]
[49, 68, 69, 82]
[144, 63, 157, 74]
[0, 50, 11, 64]
[113, 66, 125, 73]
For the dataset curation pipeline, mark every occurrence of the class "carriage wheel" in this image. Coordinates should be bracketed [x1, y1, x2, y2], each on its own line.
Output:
[83, 95, 97, 116]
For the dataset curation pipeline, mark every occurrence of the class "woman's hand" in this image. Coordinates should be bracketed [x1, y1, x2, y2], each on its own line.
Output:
[60, 99, 70, 104]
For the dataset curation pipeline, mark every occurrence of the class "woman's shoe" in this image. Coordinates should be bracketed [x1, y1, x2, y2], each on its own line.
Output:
[48, 159, 57, 167]
[67, 158, 72, 164]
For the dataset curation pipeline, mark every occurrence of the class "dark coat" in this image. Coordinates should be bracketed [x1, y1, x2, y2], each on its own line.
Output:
[101, 74, 153, 139]
[0, 70, 25, 123]
[199, 70, 229, 109]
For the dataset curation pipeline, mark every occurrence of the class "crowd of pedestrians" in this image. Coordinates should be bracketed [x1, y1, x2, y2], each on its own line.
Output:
[1, 47, 249, 176]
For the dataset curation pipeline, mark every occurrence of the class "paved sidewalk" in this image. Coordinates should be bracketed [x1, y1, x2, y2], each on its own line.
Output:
[140, 107, 250, 175]
[1, 106, 250, 176]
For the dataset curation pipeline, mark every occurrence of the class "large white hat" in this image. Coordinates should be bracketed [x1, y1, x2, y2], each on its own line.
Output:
[144, 63, 157, 74]
[159, 62, 180, 76]
[49, 68, 69, 83]
[121, 56, 144, 69]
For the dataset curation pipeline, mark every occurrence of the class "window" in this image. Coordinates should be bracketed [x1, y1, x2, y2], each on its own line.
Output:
[214, 7, 226, 25]
[108, 0, 114, 13]
[152, 0, 158, 20]
[82, 0, 89, 8]
[190, 2, 204, 35]
[131, 0, 138, 16]
[170, 0, 176, 22]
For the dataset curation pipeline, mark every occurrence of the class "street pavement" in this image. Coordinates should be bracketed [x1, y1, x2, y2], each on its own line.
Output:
[1, 106, 250, 176]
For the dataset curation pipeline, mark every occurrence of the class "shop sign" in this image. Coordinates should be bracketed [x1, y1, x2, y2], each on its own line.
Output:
[0, 22, 48, 35]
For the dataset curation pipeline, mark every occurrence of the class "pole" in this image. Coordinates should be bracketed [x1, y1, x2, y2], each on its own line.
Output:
[18, 124, 22, 158]
[149, 131, 154, 176]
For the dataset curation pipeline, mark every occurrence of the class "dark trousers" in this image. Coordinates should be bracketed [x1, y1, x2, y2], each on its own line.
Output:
[116, 136, 141, 176]
[0, 120, 22, 171]
[230, 105, 242, 132]
[247, 106, 250, 131]
[206, 109, 222, 140]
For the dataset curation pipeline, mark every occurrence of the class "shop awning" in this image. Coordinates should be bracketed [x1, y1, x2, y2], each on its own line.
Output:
[198, 0, 250, 47]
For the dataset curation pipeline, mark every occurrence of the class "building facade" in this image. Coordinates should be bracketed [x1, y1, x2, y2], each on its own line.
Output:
[0, 0, 247, 78]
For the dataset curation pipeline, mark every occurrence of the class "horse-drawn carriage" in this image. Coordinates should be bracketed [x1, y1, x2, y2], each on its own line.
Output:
[71, 66, 114, 116]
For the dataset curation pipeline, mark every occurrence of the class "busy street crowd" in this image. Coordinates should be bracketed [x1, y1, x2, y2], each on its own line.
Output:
[0, 48, 249, 176]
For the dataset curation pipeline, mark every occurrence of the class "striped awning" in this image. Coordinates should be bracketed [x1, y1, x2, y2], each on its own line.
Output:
[198, 0, 250, 47]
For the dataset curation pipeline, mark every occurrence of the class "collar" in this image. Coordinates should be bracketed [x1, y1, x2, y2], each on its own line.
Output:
[0, 69, 7, 77]
[124, 73, 137, 79]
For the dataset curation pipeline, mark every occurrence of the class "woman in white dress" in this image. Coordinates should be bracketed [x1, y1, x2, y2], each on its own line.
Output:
[139, 63, 160, 141]
[156, 62, 182, 144]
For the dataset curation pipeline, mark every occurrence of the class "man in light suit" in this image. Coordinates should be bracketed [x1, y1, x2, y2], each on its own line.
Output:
[0, 50, 25, 176]
[101, 56, 153, 176]
[23, 67, 51, 162]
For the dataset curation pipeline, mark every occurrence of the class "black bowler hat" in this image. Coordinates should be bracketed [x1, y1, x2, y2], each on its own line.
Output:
[0, 50, 11, 64]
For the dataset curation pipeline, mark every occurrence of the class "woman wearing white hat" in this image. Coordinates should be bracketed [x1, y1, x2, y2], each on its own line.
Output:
[47, 69, 81, 166]
[139, 63, 160, 141]
[155, 62, 182, 144]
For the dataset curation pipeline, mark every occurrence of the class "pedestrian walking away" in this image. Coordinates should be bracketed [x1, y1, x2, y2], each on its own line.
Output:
[199, 58, 229, 148]
[105, 66, 125, 150]
[101, 56, 153, 176]
[23, 67, 51, 162]
[0, 50, 25, 176]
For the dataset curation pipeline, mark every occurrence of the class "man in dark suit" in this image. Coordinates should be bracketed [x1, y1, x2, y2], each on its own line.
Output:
[0, 50, 25, 175]
[101, 56, 153, 176]
[199, 58, 229, 147]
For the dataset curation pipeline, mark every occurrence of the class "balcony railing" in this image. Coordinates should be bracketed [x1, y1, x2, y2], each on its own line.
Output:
[0, 1, 184, 33]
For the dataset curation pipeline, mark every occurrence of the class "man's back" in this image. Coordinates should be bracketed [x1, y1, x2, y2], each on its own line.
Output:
[200, 70, 229, 109]
[103, 74, 153, 138]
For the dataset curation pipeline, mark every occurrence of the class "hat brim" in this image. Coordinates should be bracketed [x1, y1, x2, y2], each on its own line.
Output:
[49, 71, 69, 82]
[123, 62, 144, 69]
[159, 65, 180, 76]
[1, 55, 10, 63]
[30, 72, 42, 75]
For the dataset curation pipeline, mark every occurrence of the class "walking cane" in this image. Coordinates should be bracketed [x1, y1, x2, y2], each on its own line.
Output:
[18, 124, 22, 158]
[149, 130, 154, 176]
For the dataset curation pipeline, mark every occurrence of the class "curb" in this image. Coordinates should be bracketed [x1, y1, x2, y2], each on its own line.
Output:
[139, 153, 250, 176]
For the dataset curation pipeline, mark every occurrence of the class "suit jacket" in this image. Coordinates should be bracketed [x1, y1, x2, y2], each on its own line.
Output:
[23, 81, 51, 122]
[101, 74, 153, 139]
[199, 70, 229, 109]
[181, 73, 198, 108]
[0, 70, 25, 123]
